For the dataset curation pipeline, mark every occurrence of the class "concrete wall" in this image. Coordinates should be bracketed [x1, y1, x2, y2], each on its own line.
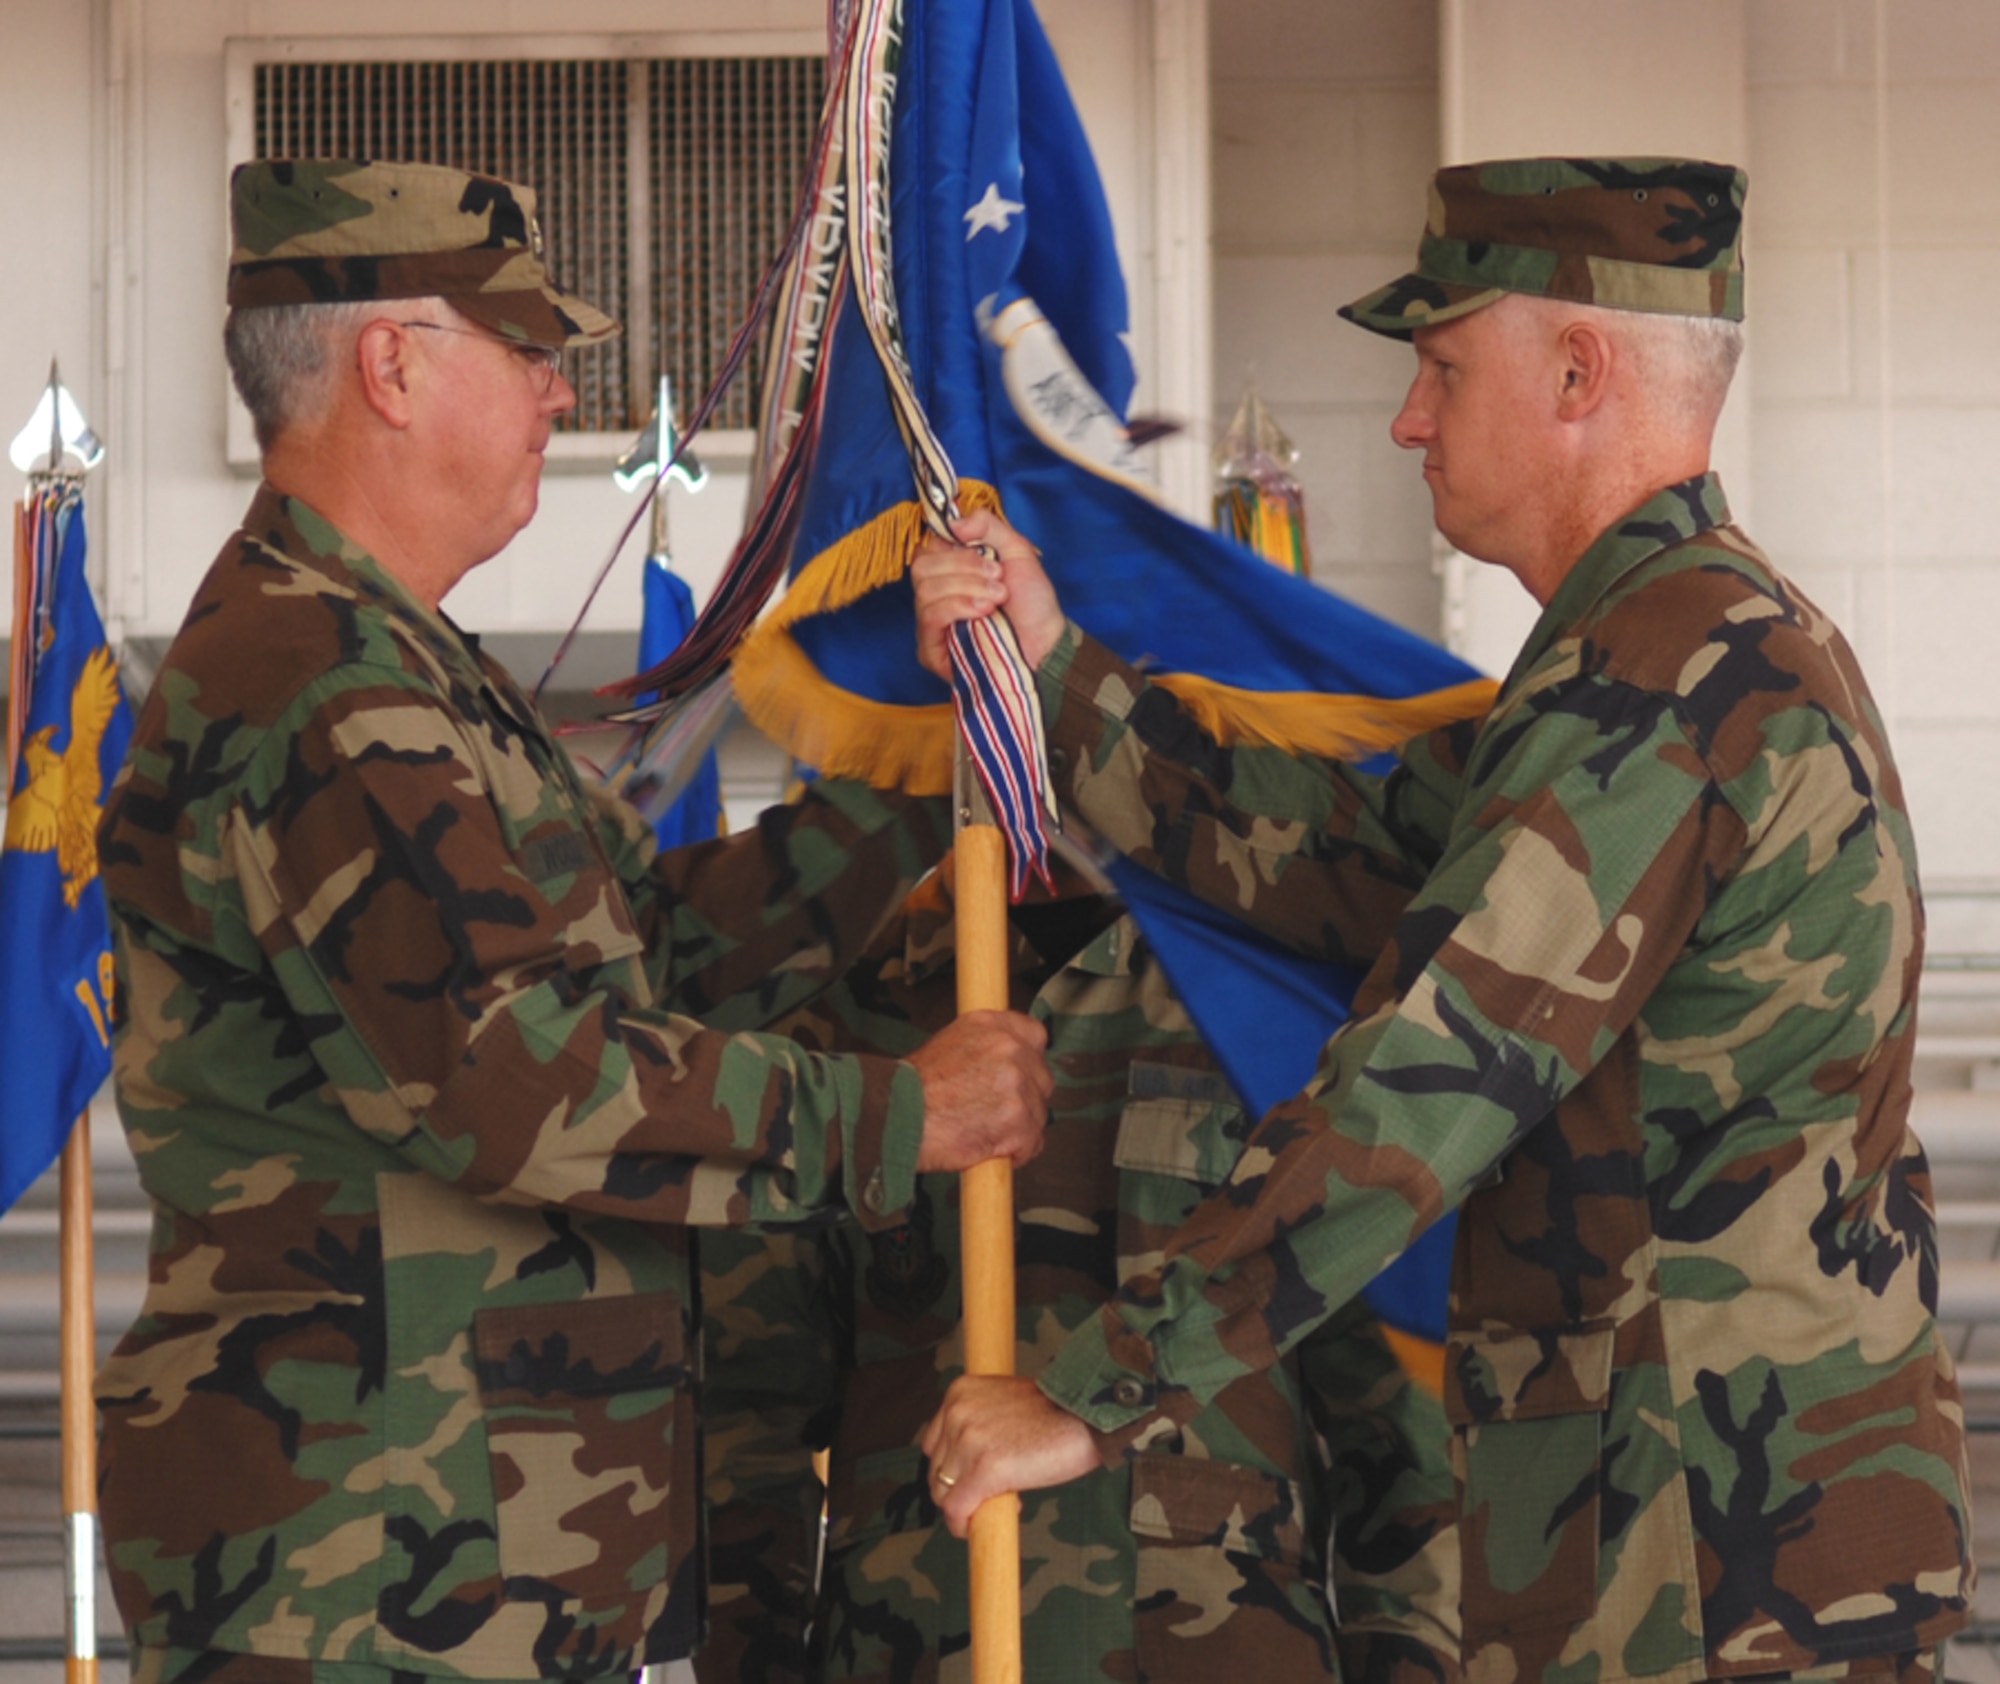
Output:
[5, 0, 1997, 889]
[1436, 0, 1752, 675]
[1746, 0, 2000, 890]
[1209, 0, 1442, 634]
[0, 0, 1198, 703]
[1, 1, 119, 644]
[1211, 0, 2000, 899]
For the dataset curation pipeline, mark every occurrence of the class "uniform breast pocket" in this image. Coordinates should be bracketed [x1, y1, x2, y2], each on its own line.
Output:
[1112, 1062, 1250, 1281]
[1129, 1456, 1336, 1681]
[1444, 1321, 1616, 1641]
[472, 1292, 692, 1617]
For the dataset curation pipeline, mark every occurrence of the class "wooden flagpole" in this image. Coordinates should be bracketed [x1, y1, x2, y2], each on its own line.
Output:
[954, 765, 1022, 1684]
[59, 1117, 98, 1684]
[12, 369, 106, 1684]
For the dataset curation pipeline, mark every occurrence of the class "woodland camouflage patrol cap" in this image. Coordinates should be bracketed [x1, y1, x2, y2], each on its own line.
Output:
[1340, 157, 1746, 339]
[227, 159, 619, 347]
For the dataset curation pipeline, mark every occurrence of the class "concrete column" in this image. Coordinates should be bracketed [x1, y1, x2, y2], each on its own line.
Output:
[1433, 0, 1751, 675]
[1144, 0, 1213, 521]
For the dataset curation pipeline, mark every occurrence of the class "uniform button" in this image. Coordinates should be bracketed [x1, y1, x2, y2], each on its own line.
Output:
[1111, 1377, 1148, 1409]
[863, 1168, 887, 1213]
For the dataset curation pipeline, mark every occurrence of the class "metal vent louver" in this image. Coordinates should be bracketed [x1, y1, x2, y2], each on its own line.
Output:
[253, 54, 825, 433]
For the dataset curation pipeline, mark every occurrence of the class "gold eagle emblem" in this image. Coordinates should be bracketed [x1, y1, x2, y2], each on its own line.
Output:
[4, 645, 123, 909]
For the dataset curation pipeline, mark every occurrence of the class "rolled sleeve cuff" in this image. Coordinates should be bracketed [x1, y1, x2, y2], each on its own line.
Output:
[1035, 618, 1088, 692]
[1035, 1304, 1183, 1466]
[846, 1058, 925, 1233]
[1032, 621, 1158, 793]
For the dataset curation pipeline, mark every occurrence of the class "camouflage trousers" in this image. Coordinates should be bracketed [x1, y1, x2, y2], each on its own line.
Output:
[133, 1651, 640, 1684]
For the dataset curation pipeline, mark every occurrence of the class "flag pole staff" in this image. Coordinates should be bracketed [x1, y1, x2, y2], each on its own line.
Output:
[11, 360, 105, 1684]
[824, 0, 1040, 1647]
[59, 1115, 98, 1684]
[952, 752, 1023, 1684]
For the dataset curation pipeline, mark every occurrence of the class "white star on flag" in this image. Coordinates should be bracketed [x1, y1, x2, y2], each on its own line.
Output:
[964, 182, 1026, 240]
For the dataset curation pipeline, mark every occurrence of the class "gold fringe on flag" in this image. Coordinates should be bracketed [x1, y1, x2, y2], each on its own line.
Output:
[737, 627, 960, 794]
[1154, 673, 1500, 763]
[1379, 1323, 1447, 1400]
[732, 475, 1499, 792]
[731, 482, 1006, 796]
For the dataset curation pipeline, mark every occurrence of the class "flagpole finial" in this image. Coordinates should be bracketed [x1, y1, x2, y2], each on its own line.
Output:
[612, 374, 709, 499]
[11, 362, 105, 478]
[611, 374, 710, 561]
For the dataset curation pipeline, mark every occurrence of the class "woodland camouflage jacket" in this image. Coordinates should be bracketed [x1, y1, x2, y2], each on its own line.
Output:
[1027, 476, 1973, 1684]
[94, 485, 949, 1681]
[693, 880, 1459, 1684]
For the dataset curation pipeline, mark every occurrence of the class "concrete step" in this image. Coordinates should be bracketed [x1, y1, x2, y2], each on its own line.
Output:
[1918, 1035, 2000, 1065]
[1916, 1090, 2000, 1161]
[1940, 1260, 2000, 1323]
[0, 1276, 144, 1340]
[1923, 887, 2000, 965]
[1940, 1202, 2000, 1227]
[0, 1098, 145, 1386]
[0, 1213, 148, 1242]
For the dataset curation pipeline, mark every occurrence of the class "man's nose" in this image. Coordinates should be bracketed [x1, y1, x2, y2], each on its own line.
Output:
[1389, 383, 1432, 450]
[546, 369, 579, 418]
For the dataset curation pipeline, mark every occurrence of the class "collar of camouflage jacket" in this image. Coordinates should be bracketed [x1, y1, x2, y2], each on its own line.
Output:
[242, 481, 554, 750]
[1502, 471, 1733, 693]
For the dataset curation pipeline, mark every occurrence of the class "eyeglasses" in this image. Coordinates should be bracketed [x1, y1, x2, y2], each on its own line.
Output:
[394, 321, 566, 393]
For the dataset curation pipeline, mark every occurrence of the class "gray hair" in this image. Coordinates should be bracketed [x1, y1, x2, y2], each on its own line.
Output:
[1611, 309, 1745, 428]
[223, 300, 379, 451]
[1502, 294, 1744, 432]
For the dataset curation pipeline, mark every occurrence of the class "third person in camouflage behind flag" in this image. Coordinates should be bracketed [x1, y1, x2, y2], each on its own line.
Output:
[693, 857, 1459, 1684]
[909, 157, 1974, 1684]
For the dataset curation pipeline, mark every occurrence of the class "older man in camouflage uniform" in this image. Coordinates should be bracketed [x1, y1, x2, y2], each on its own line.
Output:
[911, 159, 1974, 1684]
[94, 158, 1051, 1684]
[692, 862, 1459, 1684]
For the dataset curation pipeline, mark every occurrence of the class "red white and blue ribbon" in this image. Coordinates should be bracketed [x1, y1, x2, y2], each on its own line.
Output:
[544, 0, 861, 708]
[588, 0, 1055, 896]
[837, 0, 1054, 894]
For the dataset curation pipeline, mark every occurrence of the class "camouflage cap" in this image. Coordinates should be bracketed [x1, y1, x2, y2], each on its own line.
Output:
[227, 158, 618, 347]
[1339, 157, 1746, 339]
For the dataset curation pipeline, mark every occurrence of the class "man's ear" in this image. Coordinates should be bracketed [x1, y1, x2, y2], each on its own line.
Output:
[355, 318, 417, 428]
[1554, 316, 1614, 422]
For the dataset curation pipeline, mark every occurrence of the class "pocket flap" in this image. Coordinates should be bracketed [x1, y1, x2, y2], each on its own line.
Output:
[1128, 1457, 1305, 1564]
[1444, 1321, 1616, 1427]
[472, 1292, 687, 1403]
[1113, 1062, 1250, 1184]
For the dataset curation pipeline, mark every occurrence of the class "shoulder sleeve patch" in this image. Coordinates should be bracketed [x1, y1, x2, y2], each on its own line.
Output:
[521, 832, 593, 883]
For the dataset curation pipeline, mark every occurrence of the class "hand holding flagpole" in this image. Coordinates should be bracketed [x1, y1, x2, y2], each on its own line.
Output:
[829, 5, 1057, 1670]
[951, 758, 1023, 1684]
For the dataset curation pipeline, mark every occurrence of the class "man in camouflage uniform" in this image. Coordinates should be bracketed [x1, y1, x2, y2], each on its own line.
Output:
[94, 158, 1051, 1684]
[911, 159, 1975, 1684]
[692, 862, 1459, 1684]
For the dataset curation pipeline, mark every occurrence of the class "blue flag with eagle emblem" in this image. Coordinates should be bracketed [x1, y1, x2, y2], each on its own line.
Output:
[1, 488, 133, 1212]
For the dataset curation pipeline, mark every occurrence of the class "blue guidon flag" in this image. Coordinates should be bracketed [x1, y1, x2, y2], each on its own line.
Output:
[634, 556, 723, 848]
[1, 485, 133, 1212]
[616, 0, 1499, 1366]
